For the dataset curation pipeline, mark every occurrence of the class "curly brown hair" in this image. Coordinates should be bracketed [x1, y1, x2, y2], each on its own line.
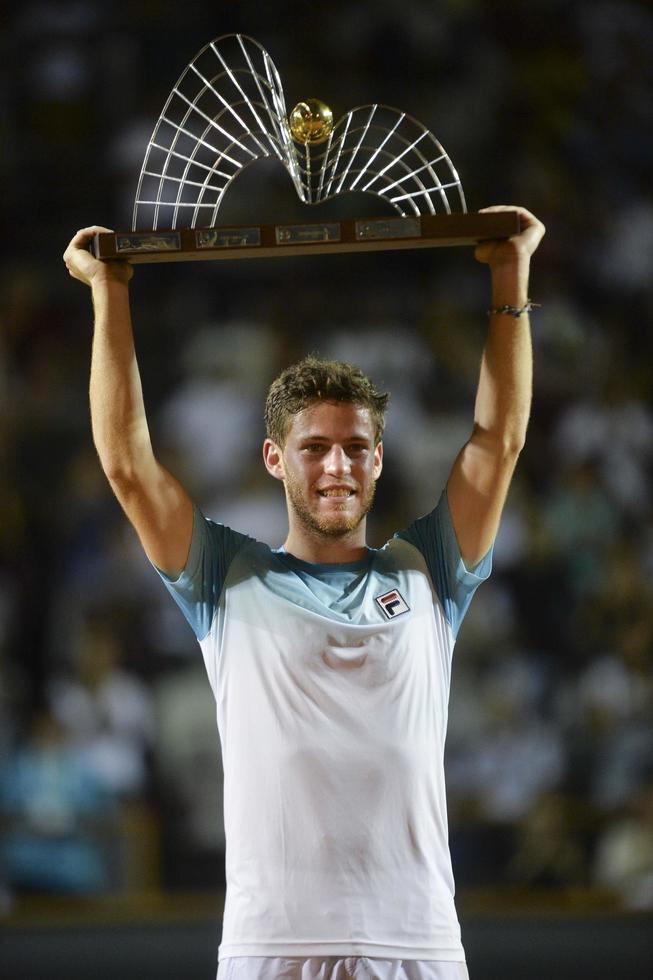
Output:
[264, 354, 389, 447]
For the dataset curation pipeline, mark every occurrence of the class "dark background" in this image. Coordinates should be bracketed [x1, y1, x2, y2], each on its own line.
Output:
[1, 1, 652, 977]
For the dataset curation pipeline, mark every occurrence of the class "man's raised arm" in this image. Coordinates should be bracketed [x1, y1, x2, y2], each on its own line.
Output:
[446, 205, 545, 568]
[63, 227, 194, 577]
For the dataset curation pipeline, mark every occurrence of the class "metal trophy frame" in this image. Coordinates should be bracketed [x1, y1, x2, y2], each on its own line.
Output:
[93, 34, 518, 263]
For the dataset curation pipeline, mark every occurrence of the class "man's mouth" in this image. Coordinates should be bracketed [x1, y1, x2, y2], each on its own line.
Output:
[317, 487, 356, 497]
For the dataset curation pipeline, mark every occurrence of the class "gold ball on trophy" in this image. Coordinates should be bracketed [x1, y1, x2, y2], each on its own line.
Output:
[289, 99, 334, 145]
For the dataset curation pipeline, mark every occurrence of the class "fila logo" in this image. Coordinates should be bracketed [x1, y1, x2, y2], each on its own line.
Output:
[375, 589, 410, 619]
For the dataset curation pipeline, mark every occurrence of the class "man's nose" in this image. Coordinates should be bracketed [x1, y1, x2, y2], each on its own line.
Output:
[323, 445, 351, 476]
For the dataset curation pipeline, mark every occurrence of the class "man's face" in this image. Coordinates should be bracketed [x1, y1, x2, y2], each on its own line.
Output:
[267, 400, 383, 539]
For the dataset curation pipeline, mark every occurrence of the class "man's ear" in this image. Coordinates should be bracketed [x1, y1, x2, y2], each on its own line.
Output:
[373, 440, 383, 480]
[263, 438, 285, 481]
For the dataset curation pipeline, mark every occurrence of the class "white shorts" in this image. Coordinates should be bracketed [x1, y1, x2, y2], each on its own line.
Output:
[217, 958, 469, 980]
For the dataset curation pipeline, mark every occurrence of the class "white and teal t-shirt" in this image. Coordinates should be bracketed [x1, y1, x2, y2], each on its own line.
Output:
[156, 491, 491, 962]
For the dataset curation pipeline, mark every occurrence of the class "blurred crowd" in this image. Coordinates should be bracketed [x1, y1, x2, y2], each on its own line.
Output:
[1, 0, 653, 913]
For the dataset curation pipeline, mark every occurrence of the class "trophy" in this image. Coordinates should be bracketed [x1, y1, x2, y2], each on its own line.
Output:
[92, 34, 518, 263]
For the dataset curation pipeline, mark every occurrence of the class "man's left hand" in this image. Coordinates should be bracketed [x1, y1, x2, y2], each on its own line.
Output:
[475, 205, 545, 270]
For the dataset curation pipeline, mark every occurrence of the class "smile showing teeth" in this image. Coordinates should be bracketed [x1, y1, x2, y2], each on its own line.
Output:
[318, 489, 353, 497]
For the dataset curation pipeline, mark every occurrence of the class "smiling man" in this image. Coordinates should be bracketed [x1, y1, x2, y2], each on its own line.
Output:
[263, 364, 386, 558]
[64, 205, 544, 980]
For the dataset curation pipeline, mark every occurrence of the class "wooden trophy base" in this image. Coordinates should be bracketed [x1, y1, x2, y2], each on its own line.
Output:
[91, 212, 520, 264]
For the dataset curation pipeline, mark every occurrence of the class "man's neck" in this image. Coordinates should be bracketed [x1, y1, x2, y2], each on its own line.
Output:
[283, 526, 369, 565]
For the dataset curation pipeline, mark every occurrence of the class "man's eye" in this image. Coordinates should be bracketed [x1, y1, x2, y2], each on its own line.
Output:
[348, 444, 367, 454]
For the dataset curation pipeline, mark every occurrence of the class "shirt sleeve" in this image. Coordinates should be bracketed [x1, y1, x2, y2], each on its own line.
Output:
[153, 504, 252, 642]
[394, 490, 493, 639]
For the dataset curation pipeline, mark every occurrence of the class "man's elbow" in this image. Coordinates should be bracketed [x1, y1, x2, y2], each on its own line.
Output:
[97, 452, 147, 493]
[502, 434, 527, 460]
[472, 423, 527, 461]
[93, 431, 155, 489]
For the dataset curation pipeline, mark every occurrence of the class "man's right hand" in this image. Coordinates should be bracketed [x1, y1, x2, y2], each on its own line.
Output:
[63, 226, 133, 287]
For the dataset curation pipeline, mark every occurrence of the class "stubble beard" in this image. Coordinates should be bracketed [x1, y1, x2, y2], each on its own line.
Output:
[284, 471, 377, 540]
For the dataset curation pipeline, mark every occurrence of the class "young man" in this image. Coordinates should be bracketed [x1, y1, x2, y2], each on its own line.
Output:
[64, 205, 545, 980]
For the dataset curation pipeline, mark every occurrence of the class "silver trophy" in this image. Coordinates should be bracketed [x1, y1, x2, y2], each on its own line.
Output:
[93, 34, 517, 263]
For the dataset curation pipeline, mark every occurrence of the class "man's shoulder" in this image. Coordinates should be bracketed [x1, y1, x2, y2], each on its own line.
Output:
[375, 534, 432, 573]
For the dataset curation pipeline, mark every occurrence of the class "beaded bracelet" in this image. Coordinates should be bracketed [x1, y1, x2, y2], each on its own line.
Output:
[487, 299, 540, 317]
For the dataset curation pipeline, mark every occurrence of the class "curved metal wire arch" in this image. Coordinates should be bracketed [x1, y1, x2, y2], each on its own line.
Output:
[132, 33, 466, 230]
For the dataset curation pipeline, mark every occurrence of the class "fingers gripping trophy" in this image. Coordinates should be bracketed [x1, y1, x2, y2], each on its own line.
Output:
[64, 33, 545, 980]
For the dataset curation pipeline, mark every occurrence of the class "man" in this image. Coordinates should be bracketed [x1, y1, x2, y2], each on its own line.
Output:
[64, 205, 545, 980]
